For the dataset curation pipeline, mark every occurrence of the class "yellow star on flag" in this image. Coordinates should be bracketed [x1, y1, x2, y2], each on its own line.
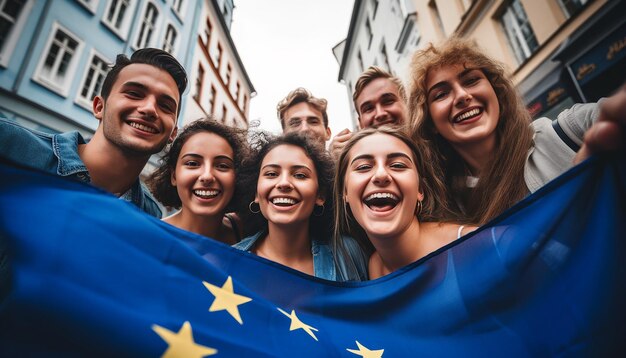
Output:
[152, 321, 217, 358]
[277, 307, 319, 341]
[203, 276, 252, 324]
[347, 340, 384, 358]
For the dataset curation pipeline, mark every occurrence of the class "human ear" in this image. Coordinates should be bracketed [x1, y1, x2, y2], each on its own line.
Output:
[417, 190, 424, 203]
[169, 126, 178, 143]
[170, 170, 177, 187]
[93, 96, 105, 121]
[315, 195, 325, 206]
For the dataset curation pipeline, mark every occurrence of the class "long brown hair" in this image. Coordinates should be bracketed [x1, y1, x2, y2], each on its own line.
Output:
[332, 126, 457, 274]
[407, 37, 534, 225]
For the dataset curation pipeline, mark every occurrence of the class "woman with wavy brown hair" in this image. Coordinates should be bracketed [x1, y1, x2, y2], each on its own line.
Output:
[406, 37, 618, 225]
[333, 126, 474, 279]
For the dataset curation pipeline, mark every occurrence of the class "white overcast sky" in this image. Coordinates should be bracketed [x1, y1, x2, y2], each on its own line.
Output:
[230, 0, 356, 136]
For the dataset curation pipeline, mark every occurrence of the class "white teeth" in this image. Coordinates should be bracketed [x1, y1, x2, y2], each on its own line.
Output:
[194, 189, 219, 198]
[455, 108, 481, 122]
[129, 122, 157, 133]
[364, 192, 399, 201]
[272, 197, 296, 205]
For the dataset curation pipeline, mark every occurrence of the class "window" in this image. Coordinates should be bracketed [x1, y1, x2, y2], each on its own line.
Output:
[235, 81, 241, 101]
[135, 2, 159, 48]
[215, 42, 222, 68]
[242, 93, 248, 113]
[203, 17, 212, 48]
[357, 50, 364, 73]
[76, 0, 99, 13]
[396, 13, 419, 55]
[193, 64, 204, 103]
[163, 24, 177, 53]
[0, 0, 32, 67]
[558, 0, 588, 18]
[172, 0, 184, 15]
[221, 104, 227, 123]
[222, 3, 228, 20]
[76, 50, 109, 109]
[372, 0, 379, 18]
[33, 23, 83, 96]
[208, 85, 216, 114]
[380, 41, 390, 71]
[500, 0, 538, 64]
[428, 0, 445, 38]
[225, 63, 232, 86]
[102, 0, 133, 38]
[365, 18, 373, 49]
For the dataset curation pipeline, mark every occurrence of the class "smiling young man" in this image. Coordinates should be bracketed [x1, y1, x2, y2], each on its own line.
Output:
[276, 88, 331, 148]
[0, 48, 187, 218]
[330, 66, 408, 159]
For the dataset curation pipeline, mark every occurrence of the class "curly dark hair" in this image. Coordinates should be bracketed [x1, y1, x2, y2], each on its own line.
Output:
[147, 118, 248, 211]
[236, 131, 335, 239]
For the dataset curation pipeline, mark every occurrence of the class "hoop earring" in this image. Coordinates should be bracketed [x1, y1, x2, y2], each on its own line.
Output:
[415, 200, 423, 217]
[249, 201, 260, 214]
[313, 204, 325, 217]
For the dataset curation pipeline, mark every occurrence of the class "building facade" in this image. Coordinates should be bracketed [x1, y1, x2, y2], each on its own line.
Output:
[336, 0, 625, 125]
[334, 0, 422, 127]
[0, 0, 201, 137]
[182, 0, 254, 129]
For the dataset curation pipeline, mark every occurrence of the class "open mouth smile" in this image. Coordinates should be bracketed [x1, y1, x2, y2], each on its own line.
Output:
[193, 189, 220, 199]
[128, 121, 158, 133]
[453, 108, 482, 123]
[271, 197, 299, 207]
[363, 192, 400, 212]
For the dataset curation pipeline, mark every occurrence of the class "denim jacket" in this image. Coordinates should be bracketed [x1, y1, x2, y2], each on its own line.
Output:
[0, 118, 162, 218]
[234, 231, 370, 282]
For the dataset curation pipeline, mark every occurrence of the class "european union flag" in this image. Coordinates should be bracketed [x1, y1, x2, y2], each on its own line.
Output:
[0, 152, 624, 357]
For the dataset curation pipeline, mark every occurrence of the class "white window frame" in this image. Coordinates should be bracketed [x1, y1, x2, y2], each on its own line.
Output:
[33, 22, 84, 97]
[557, 0, 588, 18]
[171, 0, 185, 21]
[76, 0, 99, 13]
[380, 40, 390, 72]
[134, 0, 160, 49]
[101, 0, 136, 40]
[75, 48, 111, 110]
[162, 22, 177, 54]
[0, 0, 34, 67]
[500, 0, 538, 64]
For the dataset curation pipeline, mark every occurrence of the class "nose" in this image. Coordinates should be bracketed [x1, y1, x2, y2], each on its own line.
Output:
[276, 173, 293, 191]
[373, 104, 388, 123]
[199, 166, 215, 184]
[138, 96, 158, 119]
[372, 164, 391, 186]
[454, 85, 472, 108]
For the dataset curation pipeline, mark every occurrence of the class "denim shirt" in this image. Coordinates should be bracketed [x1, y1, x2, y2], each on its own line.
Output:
[0, 118, 162, 218]
[233, 231, 341, 281]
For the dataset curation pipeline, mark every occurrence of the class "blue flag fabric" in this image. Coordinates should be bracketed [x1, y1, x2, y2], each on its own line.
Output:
[0, 153, 624, 357]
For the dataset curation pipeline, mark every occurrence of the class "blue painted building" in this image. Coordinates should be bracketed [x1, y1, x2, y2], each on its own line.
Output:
[0, 0, 201, 136]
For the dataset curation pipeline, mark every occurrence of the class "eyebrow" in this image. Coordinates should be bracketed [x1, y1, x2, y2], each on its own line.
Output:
[350, 152, 413, 165]
[121, 81, 177, 106]
[426, 68, 478, 97]
[261, 164, 312, 171]
[180, 153, 233, 162]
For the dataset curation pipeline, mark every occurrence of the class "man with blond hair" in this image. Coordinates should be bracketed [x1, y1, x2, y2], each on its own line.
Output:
[330, 66, 408, 158]
[277, 87, 331, 147]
